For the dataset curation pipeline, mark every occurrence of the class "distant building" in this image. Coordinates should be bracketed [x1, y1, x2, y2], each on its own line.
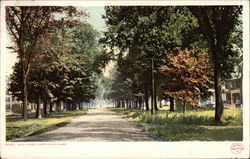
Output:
[200, 89, 215, 107]
[200, 77, 242, 108]
[6, 90, 23, 114]
[222, 77, 242, 108]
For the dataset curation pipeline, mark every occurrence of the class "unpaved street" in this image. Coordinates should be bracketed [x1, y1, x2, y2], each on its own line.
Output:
[12, 107, 154, 142]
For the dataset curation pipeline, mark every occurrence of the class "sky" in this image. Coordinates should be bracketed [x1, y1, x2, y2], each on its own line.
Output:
[81, 6, 114, 77]
[82, 6, 107, 32]
[5, 6, 108, 76]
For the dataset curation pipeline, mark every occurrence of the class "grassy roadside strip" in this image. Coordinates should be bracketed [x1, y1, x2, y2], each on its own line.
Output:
[109, 107, 243, 141]
[6, 109, 88, 141]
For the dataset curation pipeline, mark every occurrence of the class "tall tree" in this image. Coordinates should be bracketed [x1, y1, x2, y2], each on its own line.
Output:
[6, 6, 87, 120]
[188, 6, 242, 124]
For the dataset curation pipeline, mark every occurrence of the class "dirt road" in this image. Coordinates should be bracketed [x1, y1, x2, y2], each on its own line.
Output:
[12, 107, 154, 142]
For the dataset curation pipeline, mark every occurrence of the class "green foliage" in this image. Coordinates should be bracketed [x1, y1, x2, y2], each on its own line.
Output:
[188, 6, 243, 80]
[69, 25, 109, 74]
[8, 22, 104, 107]
[106, 65, 134, 101]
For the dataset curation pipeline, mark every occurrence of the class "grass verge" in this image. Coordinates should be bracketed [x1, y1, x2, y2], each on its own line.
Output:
[110, 107, 243, 141]
[6, 109, 88, 141]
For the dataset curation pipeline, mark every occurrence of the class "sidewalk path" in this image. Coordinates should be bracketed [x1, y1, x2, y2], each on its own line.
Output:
[12, 107, 154, 142]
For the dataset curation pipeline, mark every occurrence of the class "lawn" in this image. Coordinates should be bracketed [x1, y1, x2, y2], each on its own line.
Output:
[110, 107, 243, 141]
[6, 109, 88, 141]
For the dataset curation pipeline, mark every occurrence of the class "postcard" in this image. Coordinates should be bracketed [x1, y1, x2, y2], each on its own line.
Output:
[0, 0, 249, 158]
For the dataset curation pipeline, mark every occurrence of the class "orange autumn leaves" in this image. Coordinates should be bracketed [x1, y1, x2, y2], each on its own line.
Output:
[161, 48, 213, 106]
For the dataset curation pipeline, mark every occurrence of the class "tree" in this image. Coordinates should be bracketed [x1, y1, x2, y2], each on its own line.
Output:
[188, 6, 242, 124]
[69, 25, 104, 73]
[102, 6, 177, 114]
[6, 6, 88, 120]
[161, 48, 213, 112]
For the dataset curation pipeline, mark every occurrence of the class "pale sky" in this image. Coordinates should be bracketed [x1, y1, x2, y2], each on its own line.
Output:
[83, 7, 115, 77]
[81, 6, 107, 32]
[5, 6, 108, 76]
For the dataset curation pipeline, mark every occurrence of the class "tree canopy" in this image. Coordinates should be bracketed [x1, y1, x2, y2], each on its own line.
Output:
[7, 7, 107, 119]
[6, 6, 88, 120]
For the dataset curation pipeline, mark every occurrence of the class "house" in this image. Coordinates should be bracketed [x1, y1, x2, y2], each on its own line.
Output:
[222, 77, 242, 108]
[6, 90, 23, 114]
[198, 89, 215, 107]
[200, 77, 242, 108]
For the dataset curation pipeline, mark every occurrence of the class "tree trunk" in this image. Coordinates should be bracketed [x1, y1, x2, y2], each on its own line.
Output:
[126, 100, 129, 109]
[213, 49, 224, 124]
[151, 57, 155, 115]
[214, 77, 224, 124]
[36, 96, 42, 118]
[43, 100, 47, 117]
[76, 102, 79, 110]
[170, 97, 174, 112]
[49, 102, 53, 114]
[139, 97, 142, 110]
[144, 86, 149, 111]
[56, 101, 60, 114]
[67, 102, 71, 110]
[60, 102, 63, 112]
[22, 65, 28, 120]
[159, 97, 162, 108]
[66, 102, 69, 110]
[63, 103, 66, 111]
[128, 100, 130, 109]
[154, 84, 158, 111]
[20, 18, 29, 121]
[183, 100, 186, 113]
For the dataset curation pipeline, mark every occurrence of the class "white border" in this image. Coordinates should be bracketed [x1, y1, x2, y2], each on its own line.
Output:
[1, 1, 249, 159]
[0, 0, 248, 6]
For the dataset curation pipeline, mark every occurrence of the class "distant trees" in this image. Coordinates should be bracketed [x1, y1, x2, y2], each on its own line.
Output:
[106, 50, 150, 110]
